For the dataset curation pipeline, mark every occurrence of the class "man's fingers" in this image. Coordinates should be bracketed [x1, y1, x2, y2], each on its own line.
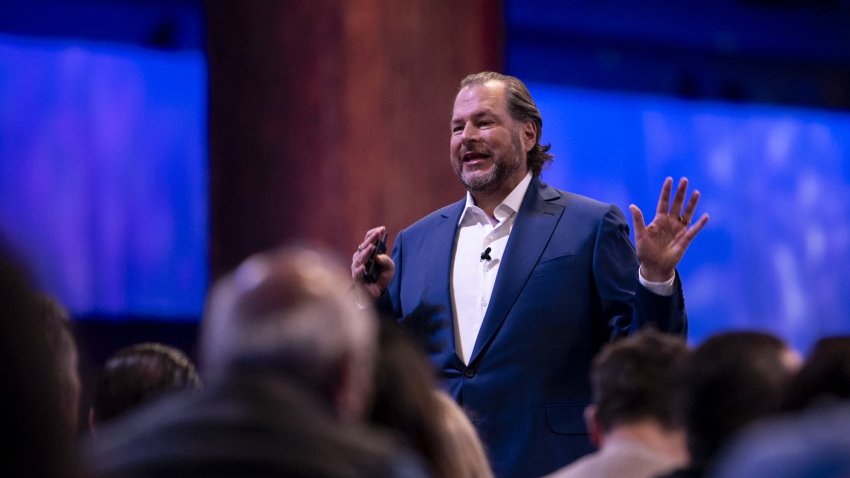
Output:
[357, 226, 386, 255]
[655, 177, 673, 215]
[375, 254, 395, 275]
[670, 177, 689, 217]
[629, 204, 647, 239]
[683, 213, 710, 243]
[682, 190, 700, 223]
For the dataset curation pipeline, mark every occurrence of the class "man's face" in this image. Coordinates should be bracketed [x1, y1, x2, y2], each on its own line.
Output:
[450, 81, 533, 193]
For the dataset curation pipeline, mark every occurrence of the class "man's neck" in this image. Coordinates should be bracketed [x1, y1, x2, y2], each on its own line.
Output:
[470, 173, 527, 218]
[601, 420, 688, 465]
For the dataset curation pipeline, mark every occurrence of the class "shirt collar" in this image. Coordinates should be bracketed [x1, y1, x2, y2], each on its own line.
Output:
[458, 172, 533, 225]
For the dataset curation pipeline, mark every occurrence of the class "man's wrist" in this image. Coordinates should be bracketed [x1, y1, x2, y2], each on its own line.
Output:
[639, 266, 675, 296]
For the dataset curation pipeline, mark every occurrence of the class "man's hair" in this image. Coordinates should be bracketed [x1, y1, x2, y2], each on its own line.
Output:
[92, 342, 201, 424]
[31, 294, 80, 434]
[674, 331, 795, 468]
[591, 329, 689, 432]
[201, 246, 377, 409]
[0, 252, 80, 478]
[459, 71, 553, 175]
[433, 390, 494, 478]
[782, 336, 850, 411]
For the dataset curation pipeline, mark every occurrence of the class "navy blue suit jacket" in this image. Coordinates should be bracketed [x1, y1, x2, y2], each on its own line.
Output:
[385, 176, 686, 478]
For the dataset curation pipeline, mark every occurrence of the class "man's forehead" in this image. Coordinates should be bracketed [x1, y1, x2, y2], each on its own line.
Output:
[452, 81, 507, 117]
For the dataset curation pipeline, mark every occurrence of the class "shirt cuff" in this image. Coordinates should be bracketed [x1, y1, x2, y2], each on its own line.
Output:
[638, 267, 676, 296]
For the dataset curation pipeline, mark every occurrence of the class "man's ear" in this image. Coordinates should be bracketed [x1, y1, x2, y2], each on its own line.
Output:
[521, 121, 537, 153]
[584, 404, 603, 449]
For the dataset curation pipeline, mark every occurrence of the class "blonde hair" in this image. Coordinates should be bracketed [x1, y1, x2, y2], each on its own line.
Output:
[433, 391, 494, 478]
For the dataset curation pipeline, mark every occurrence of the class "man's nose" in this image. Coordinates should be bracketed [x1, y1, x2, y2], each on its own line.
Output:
[461, 122, 479, 142]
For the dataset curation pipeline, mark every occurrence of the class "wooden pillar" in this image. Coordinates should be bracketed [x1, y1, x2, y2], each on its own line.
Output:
[206, 0, 503, 277]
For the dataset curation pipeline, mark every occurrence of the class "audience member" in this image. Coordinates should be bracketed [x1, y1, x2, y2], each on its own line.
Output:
[89, 342, 201, 431]
[369, 315, 448, 477]
[709, 402, 850, 478]
[31, 293, 82, 438]
[658, 331, 800, 478]
[0, 249, 82, 478]
[544, 329, 689, 478]
[88, 246, 427, 478]
[432, 390, 494, 478]
[781, 336, 850, 411]
[369, 309, 494, 478]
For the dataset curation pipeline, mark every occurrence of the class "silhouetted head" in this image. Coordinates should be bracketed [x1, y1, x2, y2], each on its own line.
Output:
[91, 342, 201, 428]
[590, 329, 689, 433]
[674, 331, 799, 469]
[201, 246, 378, 422]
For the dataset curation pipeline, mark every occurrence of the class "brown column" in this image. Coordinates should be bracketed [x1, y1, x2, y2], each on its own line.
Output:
[207, 0, 503, 277]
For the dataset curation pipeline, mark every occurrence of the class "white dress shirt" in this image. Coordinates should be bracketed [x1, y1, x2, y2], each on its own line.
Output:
[450, 173, 674, 364]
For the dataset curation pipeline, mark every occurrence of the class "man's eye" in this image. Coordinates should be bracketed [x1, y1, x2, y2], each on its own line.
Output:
[451, 125, 464, 133]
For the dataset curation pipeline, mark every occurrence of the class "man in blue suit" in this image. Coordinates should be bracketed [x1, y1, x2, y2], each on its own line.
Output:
[352, 72, 709, 478]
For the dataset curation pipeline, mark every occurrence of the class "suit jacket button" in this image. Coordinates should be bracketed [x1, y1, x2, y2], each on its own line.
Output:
[464, 369, 476, 378]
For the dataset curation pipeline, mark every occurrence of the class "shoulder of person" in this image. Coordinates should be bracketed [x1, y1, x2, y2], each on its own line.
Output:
[535, 179, 619, 219]
[401, 197, 466, 234]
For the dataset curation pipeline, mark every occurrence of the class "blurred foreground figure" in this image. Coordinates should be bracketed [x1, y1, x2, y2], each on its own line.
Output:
[89, 246, 427, 478]
[32, 293, 82, 438]
[709, 403, 850, 478]
[545, 329, 689, 478]
[658, 331, 800, 478]
[368, 311, 494, 478]
[0, 251, 82, 478]
[432, 390, 494, 478]
[89, 342, 201, 432]
[710, 335, 850, 478]
[781, 336, 850, 411]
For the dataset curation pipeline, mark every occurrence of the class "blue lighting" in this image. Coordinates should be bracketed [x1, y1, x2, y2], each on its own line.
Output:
[530, 82, 850, 352]
[0, 34, 207, 319]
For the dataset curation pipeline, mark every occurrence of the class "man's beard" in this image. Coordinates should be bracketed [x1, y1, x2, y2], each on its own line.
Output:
[455, 133, 526, 193]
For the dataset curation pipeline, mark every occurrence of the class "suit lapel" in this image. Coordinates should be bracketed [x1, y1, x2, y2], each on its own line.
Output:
[426, 199, 465, 360]
[468, 177, 564, 365]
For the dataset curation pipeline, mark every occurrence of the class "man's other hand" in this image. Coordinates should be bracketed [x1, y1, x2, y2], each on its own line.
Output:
[629, 177, 710, 282]
[351, 226, 396, 303]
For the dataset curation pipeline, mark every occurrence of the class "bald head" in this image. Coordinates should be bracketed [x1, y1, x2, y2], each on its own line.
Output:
[201, 246, 378, 420]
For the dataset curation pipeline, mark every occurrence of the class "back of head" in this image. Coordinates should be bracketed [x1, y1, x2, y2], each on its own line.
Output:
[201, 245, 377, 421]
[0, 251, 80, 478]
[92, 342, 201, 426]
[370, 317, 444, 476]
[782, 336, 850, 411]
[592, 329, 689, 432]
[433, 390, 494, 478]
[30, 293, 81, 437]
[676, 331, 798, 468]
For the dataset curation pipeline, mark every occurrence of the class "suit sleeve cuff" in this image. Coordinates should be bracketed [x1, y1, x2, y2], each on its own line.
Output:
[638, 267, 676, 296]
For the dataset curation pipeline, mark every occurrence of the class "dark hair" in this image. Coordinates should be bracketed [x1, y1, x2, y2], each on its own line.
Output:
[459, 72, 553, 175]
[782, 336, 850, 411]
[369, 314, 448, 478]
[0, 252, 81, 478]
[592, 329, 689, 431]
[675, 331, 795, 468]
[31, 294, 79, 429]
[93, 342, 201, 424]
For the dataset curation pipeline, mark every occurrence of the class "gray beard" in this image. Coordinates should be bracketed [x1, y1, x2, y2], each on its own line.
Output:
[457, 138, 525, 192]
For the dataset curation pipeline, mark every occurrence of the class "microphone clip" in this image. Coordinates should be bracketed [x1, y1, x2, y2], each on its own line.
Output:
[480, 247, 492, 262]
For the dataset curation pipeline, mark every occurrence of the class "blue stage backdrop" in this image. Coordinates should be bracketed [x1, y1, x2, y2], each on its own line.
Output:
[529, 82, 850, 352]
[0, 34, 207, 319]
[2, 35, 850, 353]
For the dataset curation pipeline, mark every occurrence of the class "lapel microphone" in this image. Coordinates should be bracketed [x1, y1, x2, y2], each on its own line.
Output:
[480, 247, 492, 262]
